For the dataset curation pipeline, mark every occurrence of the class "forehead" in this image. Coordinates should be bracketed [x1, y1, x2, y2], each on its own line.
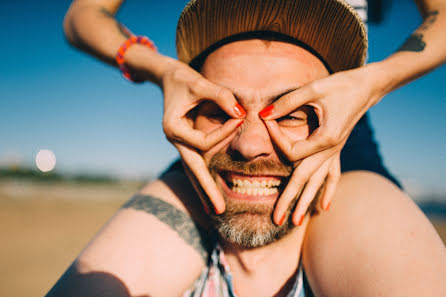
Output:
[200, 39, 329, 106]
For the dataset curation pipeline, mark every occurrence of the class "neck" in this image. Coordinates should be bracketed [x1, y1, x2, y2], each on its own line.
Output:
[220, 216, 309, 297]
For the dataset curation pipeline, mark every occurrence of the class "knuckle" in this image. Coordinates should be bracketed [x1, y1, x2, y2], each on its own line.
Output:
[324, 134, 338, 146]
[191, 77, 206, 93]
[197, 140, 211, 151]
[217, 87, 232, 101]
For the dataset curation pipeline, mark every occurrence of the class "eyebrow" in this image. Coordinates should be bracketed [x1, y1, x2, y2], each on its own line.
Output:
[232, 87, 300, 105]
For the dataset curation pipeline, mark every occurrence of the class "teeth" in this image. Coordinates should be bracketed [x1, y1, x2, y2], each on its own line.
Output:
[230, 177, 281, 196]
[231, 178, 281, 188]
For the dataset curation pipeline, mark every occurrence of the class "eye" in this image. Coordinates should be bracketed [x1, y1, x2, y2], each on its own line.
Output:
[208, 109, 230, 123]
[196, 102, 230, 124]
[276, 113, 307, 127]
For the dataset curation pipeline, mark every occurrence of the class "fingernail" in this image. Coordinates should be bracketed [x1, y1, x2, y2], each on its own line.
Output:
[259, 105, 274, 118]
[278, 213, 286, 225]
[214, 206, 223, 215]
[298, 215, 304, 226]
[233, 103, 246, 117]
[236, 120, 244, 128]
[324, 201, 331, 211]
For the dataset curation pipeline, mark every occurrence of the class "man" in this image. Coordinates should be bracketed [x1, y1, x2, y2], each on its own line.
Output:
[48, 0, 446, 296]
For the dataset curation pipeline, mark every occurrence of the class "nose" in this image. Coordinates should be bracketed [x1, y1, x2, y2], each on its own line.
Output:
[229, 114, 274, 161]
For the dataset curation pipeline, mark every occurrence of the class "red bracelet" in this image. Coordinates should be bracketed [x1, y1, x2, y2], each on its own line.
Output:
[115, 35, 157, 83]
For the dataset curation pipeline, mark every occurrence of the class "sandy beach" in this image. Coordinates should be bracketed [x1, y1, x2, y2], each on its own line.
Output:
[1, 180, 445, 297]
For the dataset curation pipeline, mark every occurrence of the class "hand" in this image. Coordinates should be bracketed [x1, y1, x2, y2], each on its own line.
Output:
[161, 60, 245, 214]
[260, 66, 384, 225]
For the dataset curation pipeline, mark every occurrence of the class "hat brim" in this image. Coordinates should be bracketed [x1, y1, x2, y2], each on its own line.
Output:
[176, 0, 368, 73]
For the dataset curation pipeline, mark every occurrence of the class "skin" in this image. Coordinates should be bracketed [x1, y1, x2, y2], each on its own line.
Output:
[63, 0, 446, 228]
[47, 40, 446, 296]
[262, 0, 446, 225]
[63, 0, 245, 214]
[191, 40, 329, 296]
[52, 0, 446, 295]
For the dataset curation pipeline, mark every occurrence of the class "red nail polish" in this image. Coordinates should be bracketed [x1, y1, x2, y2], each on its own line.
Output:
[214, 206, 223, 215]
[234, 103, 246, 118]
[236, 120, 244, 128]
[278, 213, 286, 225]
[298, 215, 304, 226]
[259, 105, 274, 118]
[325, 201, 331, 211]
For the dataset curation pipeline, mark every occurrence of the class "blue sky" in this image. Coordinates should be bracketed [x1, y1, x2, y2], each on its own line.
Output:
[1, 0, 445, 199]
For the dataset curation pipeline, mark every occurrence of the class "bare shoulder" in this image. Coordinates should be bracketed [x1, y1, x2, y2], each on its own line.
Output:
[302, 171, 446, 297]
[47, 169, 210, 297]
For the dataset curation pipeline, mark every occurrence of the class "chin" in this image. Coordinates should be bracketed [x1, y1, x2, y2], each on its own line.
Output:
[207, 152, 296, 248]
[210, 172, 296, 248]
[211, 209, 294, 248]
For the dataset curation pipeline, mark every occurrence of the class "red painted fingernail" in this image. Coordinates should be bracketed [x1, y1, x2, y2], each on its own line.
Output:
[214, 206, 223, 215]
[298, 215, 304, 226]
[278, 213, 286, 225]
[325, 201, 331, 211]
[233, 103, 246, 117]
[259, 105, 274, 118]
[236, 120, 244, 128]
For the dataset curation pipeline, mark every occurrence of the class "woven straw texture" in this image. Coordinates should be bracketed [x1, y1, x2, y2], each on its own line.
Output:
[176, 0, 368, 72]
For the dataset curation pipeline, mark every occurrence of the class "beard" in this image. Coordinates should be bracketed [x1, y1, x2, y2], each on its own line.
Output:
[208, 152, 298, 248]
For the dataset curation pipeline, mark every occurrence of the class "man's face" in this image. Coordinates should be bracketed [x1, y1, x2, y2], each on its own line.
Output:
[195, 39, 329, 248]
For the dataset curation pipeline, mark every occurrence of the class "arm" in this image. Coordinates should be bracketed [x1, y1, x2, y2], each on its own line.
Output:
[365, 0, 446, 100]
[261, 0, 446, 225]
[302, 171, 446, 296]
[64, 0, 245, 215]
[46, 170, 211, 297]
[63, 0, 174, 84]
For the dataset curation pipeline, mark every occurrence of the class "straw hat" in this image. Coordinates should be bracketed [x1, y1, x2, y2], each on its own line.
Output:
[176, 0, 367, 73]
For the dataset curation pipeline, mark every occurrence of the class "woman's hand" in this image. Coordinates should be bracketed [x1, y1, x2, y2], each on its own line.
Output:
[161, 60, 245, 214]
[260, 65, 385, 225]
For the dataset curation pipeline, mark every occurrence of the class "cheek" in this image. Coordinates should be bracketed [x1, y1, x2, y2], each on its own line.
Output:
[280, 125, 310, 141]
[194, 116, 222, 133]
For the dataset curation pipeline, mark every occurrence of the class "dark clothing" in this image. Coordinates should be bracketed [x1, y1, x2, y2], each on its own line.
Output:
[341, 113, 401, 188]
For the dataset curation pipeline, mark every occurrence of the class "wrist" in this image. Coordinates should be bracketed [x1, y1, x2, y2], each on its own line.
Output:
[359, 61, 399, 107]
[122, 44, 176, 86]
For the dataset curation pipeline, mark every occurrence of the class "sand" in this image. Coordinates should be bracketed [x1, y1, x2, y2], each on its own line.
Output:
[1, 180, 445, 297]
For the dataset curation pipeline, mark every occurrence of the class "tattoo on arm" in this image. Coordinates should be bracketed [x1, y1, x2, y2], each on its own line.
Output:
[100, 7, 131, 38]
[122, 194, 213, 261]
[398, 10, 439, 52]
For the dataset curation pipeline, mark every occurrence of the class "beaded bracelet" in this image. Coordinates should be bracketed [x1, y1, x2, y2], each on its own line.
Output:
[115, 35, 157, 83]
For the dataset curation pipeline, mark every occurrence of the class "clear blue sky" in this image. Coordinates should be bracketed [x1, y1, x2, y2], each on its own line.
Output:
[1, 0, 445, 199]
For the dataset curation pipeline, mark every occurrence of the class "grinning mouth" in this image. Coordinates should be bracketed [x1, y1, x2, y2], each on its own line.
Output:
[221, 171, 285, 197]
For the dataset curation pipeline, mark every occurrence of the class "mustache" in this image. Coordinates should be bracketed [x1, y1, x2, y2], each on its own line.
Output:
[209, 152, 293, 176]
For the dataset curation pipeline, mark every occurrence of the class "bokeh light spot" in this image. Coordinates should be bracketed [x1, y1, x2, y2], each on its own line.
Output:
[36, 149, 56, 172]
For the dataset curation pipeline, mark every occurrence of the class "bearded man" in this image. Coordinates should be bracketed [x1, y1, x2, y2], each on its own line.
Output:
[48, 0, 446, 296]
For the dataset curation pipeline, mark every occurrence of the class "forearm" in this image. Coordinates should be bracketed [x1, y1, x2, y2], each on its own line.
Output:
[367, 1, 446, 103]
[64, 0, 175, 85]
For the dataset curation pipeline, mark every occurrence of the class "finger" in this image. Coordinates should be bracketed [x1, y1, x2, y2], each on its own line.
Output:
[192, 78, 246, 118]
[259, 85, 317, 120]
[319, 155, 341, 211]
[176, 144, 226, 214]
[272, 150, 332, 225]
[291, 161, 330, 225]
[264, 120, 330, 161]
[182, 161, 211, 215]
[273, 168, 306, 225]
[168, 118, 243, 151]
